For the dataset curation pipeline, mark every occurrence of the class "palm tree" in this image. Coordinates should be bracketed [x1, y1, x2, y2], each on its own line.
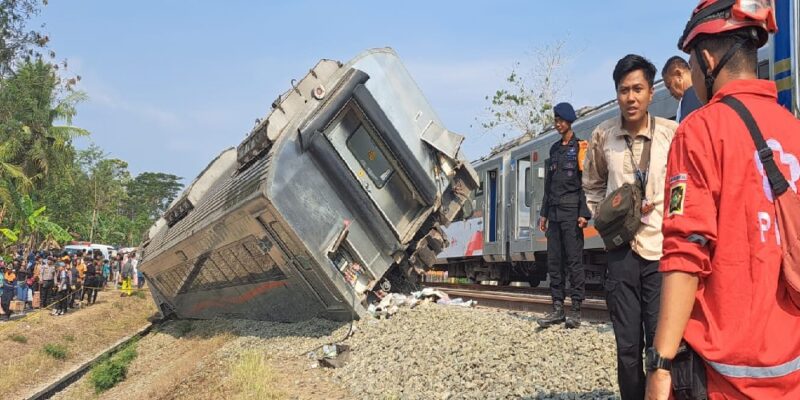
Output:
[0, 59, 88, 183]
[0, 140, 31, 221]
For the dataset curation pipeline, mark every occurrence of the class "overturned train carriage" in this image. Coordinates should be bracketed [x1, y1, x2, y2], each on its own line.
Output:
[138, 48, 478, 322]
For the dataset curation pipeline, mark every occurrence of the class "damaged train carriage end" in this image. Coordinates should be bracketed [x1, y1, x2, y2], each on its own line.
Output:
[138, 48, 478, 322]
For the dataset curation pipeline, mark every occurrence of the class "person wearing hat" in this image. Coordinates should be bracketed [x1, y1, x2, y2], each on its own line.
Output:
[646, 1, 800, 398]
[536, 102, 592, 328]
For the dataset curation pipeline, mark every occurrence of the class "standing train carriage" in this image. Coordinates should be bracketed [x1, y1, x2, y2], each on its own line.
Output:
[138, 48, 478, 322]
[435, 84, 677, 289]
[435, 39, 786, 289]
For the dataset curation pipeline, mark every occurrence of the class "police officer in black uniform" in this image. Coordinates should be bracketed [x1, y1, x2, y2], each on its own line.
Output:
[537, 102, 591, 328]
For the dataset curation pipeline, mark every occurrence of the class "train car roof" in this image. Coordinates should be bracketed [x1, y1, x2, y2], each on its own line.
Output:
[472, 80, 674, 168]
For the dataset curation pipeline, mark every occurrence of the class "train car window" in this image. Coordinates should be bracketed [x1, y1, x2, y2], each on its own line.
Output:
[757, 60, 770, 80]
[488, 170, 498, 242]
[524, 167, 531, 207]
[346, 125, 394, 189]
[476, 179, 484, 196]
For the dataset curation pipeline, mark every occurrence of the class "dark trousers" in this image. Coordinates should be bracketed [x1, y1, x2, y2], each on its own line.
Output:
[57, 290, 69, 313]
[606, 245, 662, 400]
[84, 277, 98, 304]
[1, 288, 13, 318]
[41, 280, 53, 307]
[546, 219, 585, 302]
[70, 283, 81, 307]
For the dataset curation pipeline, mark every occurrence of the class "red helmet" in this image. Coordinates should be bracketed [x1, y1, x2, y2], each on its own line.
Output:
[678, 0, 778, 53]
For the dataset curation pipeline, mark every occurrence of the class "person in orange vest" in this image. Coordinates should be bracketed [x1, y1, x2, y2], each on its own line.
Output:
[537, 102, 592, 329]
[646, 1, 800, 399]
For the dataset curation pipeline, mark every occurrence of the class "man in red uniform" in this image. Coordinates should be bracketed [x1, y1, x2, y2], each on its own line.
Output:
[646, 1, 800, 399]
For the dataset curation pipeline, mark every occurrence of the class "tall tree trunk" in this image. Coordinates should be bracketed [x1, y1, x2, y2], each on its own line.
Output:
[90, 175, 98, 242]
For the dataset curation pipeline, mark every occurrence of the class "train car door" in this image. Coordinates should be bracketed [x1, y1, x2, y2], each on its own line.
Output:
[509, 146, 535, 261]
[324, 103, 427, 241]
[529, 146, 548, 254]
[482, 157, 506, 262]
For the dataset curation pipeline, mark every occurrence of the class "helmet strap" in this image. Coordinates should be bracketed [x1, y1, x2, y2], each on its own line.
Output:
[694, 39, 744, 99]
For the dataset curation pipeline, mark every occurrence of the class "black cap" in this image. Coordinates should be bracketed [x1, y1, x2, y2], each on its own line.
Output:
[554, 102, 577, 123]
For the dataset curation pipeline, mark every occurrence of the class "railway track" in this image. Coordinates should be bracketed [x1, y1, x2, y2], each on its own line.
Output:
[27, 321, 161, 400]
[423, 283, 610, 322]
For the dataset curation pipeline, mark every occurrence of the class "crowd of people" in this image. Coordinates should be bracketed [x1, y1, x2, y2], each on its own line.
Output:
[0, 249, 144, 320]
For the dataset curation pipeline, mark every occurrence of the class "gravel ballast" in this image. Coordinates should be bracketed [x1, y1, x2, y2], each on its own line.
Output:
[53, 302, 620, 399]
[332, 303, 619, 399]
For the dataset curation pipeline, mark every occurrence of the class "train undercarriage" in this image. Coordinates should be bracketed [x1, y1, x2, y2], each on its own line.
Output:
[431, 249, 608, 291]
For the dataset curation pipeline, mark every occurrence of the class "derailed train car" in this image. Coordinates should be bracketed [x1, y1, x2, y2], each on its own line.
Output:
[139, 48, 478, 322]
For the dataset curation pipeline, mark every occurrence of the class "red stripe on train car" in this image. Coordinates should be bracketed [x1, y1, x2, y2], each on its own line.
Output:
[189, 280, 289, 314]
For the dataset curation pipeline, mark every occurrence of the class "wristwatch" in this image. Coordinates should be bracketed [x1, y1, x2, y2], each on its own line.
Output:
[645, 347, 672, 372]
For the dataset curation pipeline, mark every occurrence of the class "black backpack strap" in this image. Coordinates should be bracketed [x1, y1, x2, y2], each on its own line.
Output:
[720, 96, 790, 197]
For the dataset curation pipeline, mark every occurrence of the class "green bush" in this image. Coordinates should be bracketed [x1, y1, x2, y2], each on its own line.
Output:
[89, 340, 138, 393]
[9, 333, 28, 343]
[43, 343, 68, 360]
[10, 334, 27, 343]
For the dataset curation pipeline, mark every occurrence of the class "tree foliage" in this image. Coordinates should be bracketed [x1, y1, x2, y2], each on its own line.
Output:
[478, 40, 570, 143]
[0, 0, 50, 76]
[0, 2, 183, 255]
[0, 59, 89, 182]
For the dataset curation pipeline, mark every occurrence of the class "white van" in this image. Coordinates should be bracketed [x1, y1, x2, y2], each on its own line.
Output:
[63, 243, 115, 261]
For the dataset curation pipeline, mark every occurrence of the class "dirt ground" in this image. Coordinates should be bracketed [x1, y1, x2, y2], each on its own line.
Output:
[1, 288, 158, 399]
[54, 318, 352, 400]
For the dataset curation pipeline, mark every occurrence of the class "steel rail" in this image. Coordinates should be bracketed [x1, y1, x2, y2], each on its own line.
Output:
[424, 284, 610, 322]
[26, 320, 162, 400]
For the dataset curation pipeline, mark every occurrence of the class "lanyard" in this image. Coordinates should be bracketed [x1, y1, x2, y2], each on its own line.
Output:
[623, 115, 655, 200]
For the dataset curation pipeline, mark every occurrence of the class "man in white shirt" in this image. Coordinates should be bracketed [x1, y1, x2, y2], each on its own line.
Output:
[662, 56, 702, 122]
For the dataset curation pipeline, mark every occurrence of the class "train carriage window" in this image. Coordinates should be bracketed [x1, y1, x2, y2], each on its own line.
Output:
[516, 157, 531, 239]
[524, 167, 531, 207]
[346, 125, 394, 189]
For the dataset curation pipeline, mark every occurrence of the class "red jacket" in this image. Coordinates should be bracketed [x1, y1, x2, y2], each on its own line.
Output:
[661, 79, 800, 399]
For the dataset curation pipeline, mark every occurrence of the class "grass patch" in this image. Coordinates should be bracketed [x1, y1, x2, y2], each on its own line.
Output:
[89, 339, 138, 393]
[132, 290, 146, 299]
[43, 343, 68, 360]
[175, 320, 194, 337]
[63, 334, 75, 342]
[231, 351, 285, 400]
[0, 288, 157, 397]
[10, 334, 28, 344]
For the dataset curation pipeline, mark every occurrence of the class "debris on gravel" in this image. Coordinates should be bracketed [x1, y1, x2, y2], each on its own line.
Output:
[54, 302, 619, 399]
[334, 302, 619, 399]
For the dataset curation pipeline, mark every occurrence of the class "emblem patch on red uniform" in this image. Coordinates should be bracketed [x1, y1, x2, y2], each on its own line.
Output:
[669, 182, 686, 216]
[669, 173, 688, 185]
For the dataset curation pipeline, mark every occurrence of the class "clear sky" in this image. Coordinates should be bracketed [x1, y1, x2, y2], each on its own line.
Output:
[36, 0, 697, 183]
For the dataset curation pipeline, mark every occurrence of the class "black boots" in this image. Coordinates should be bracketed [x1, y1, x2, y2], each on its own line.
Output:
[565, 301, 581, 329]
[537, 301, 565, 327]
[537, 301, 581, 328]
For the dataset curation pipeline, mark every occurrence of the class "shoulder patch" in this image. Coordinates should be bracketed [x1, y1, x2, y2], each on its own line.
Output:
[669, 173, 688, 185]
[668, 182, 686, 216]
[577, 140, 588, 171]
